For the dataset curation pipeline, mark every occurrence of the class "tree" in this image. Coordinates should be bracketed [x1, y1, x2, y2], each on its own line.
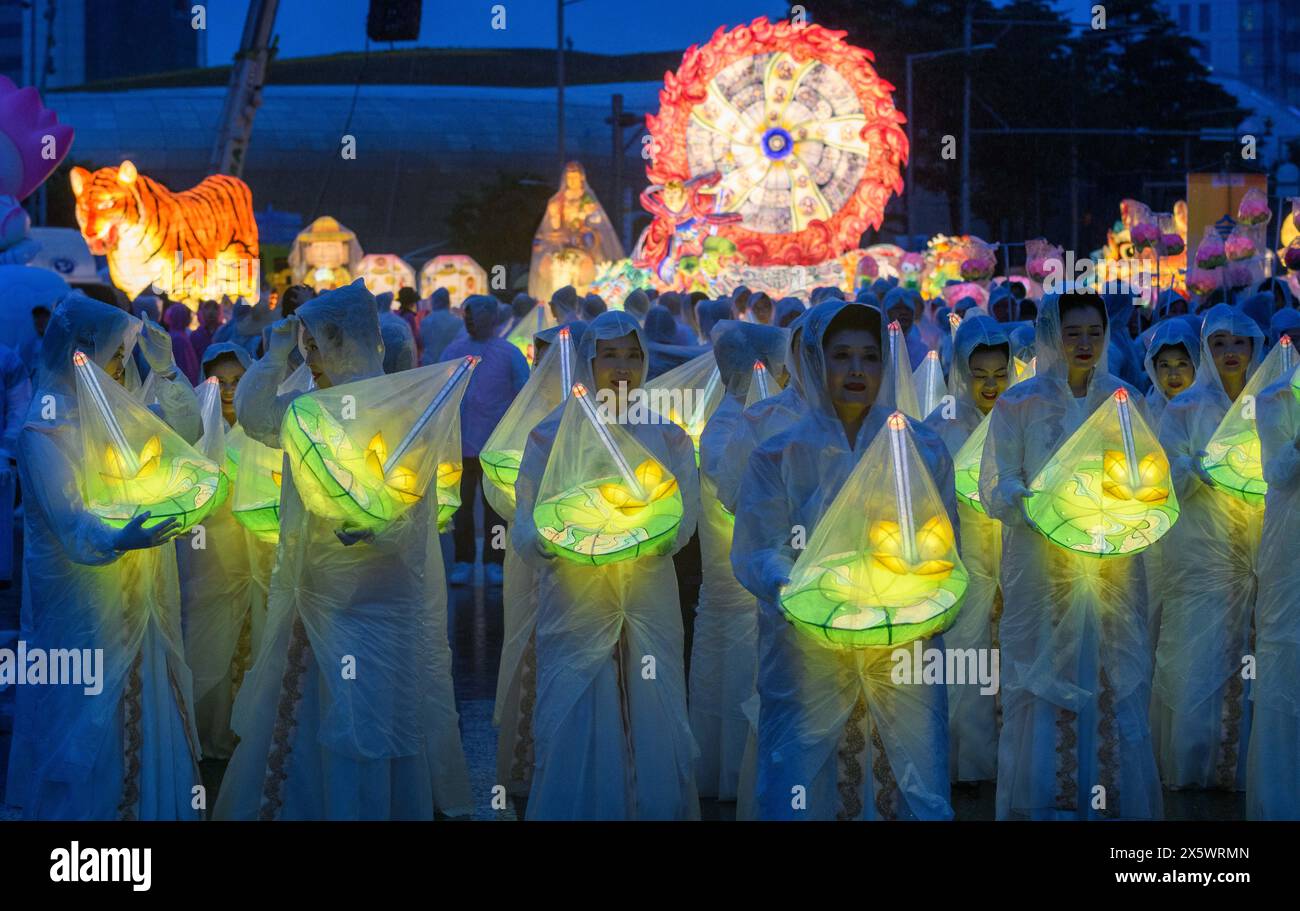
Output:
[445, 171, 554, 282]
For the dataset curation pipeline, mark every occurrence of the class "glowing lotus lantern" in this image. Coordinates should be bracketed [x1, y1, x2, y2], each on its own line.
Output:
[780, 412, 967, 648]
[953, 413, 992, 514]
[914, 349, 945, 419]
[645, 351, 724, 463]
[1025, 388, 1178, 556]
[281, 357, 475, 534]
[481, 326, 575, 517]
[230, 426, 287, 543]
[533, 382, 684, 565]
[419, 254, 488, 306]
[1201, 336, 1295, 506]
[356, 254, 416, 297]
[74, 351, 228, 535]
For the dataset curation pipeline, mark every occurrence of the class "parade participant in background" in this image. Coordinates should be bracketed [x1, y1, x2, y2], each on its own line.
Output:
[510, 310, 700, 820]
[396, 287, 422, 362]
[419, 287, 463, 366]
[190, 299, 222, 365]
[884, 287, 928, 369]
[8, 293, 202, 819]
[1139, 317, 1201, 655]
[1271, 308, 1300, 349]
[979, 292, 1161, 820]
[731, 300, 955, 820]
[20, 304, 50, 381]
[442, 295, 530, 586]
[217, 281, 473, 820]
[774, 297, 804, 328]
[489, 320, 589, 814]
[550, 285, 581, 324]
[925, 314, 1010, 784]
[1248, 356, 1300, 818]
[583, 293, 608, 320]
[1153, 305, 1265, 791]
[623, 288, 651, 324]
[163, 303, 201, 387]
[178, 343, 266, 759]
[692, 320, 786, 802]
[378, 295, 417, 374]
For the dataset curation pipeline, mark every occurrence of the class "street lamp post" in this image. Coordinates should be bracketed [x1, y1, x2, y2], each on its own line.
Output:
[904, 41, 996, 246]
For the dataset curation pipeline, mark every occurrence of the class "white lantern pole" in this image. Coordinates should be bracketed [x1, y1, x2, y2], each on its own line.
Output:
[1114, 388, 1141, 491]
[73, 351, 138, 474]
[382, 356, 478, 475]
[887, 411, 919, 564]
[572, 382, 644, 498]
[559, 326, 573, 399]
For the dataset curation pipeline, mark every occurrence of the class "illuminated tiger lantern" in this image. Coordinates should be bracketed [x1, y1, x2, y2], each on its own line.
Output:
[69, 160, 260, 304]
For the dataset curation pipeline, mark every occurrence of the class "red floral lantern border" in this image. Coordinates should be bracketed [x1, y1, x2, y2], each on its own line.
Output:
[645, 17, 909, 266]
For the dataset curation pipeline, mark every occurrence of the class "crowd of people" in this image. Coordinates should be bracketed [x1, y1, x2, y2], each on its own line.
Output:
[4, 268, 1300, 821]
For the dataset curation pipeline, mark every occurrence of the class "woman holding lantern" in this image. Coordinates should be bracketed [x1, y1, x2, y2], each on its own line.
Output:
[979, 292, 1163, 820]
[510, 309, 700, 820]
[1247, 357, 1300, 818]
[1152, 305, 1266, 791]
[214, 280, 473, 821]
[9, 292, 204, 820]
[925, 314, 1012, 785]
[730, 299, 955, 821]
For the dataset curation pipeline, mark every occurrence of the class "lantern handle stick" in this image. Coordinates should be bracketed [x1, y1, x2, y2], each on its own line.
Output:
[1114, 390, 1141, 490]
[752, 361, 769, 401]
[572, 383, 645, 499]
[921, 349, 942, 416]
[688, 365, 721, 434]
[73, 350, 138, 474]
[559, 327, 573, 400]
[887, 412, 919, 564]
[382, 356, 477, 475]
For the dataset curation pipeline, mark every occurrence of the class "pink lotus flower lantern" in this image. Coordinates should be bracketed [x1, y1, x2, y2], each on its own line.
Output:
[1186, 267, 1220, 296]
[1195, 235, 1226, 269]
[1130, 222, 1159, 251]
[0, 76, 75, 201]
[1225, 233, 1256, 262]
[1236, 189, 1270, 226]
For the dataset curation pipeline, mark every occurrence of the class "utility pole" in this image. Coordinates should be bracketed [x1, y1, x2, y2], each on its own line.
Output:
[557, 0, 565, 173]
[606, 94, 642, 250]
[209, 0, 280, 177]
[960, 0, 972, 235]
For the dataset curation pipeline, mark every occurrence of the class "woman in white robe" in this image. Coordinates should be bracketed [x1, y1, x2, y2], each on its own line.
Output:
[1247, 358, 1300, 818]
[979, 292, 1162, 820]
[924, 314, 1010, 783]
[510, 310, 700, 820]
[1152, 304, 1265, 790]
[11, 292, 203, 820]
[214, 280, 472, 820]
[731, 299, 955, 821]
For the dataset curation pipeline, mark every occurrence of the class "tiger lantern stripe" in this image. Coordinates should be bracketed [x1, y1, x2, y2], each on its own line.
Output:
[70, 160, 260, 304]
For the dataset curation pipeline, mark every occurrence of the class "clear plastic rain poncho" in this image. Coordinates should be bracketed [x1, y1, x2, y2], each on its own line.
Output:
[691, 320, 785, 801]
[10, 293, 202, 819]
[1137, 317, 1201, 657]
[1246, 361, 1300, 818]
[176, 356, 269, 760]
[643, 350, 725, 464]
[731, 300, 956, 821]
[713, 310, 809, 514]
[487, 320, 587, 801]
[1152, 304, 1267, 790]
[924, 313, 1010, 782]
[978, 292, 1162, 819]
[887, 319, 923, 419]
[509, 310, 700, 820]
[1200, 330, 1297, 505]
[214, 281, 473, 820]
[914, 348, 946, 419]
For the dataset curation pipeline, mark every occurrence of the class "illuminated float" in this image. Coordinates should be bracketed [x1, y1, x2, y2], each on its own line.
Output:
[634, 16, 907, 298]
[528, 161, 624, 300]
[356, 253, 416, 297]
[1095, 198, 1188, 297]
[420, 254, 488, 305]
[780, 412, 966, 648]
[69, 160, 259, 304]
[289, 216, 362, 291]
